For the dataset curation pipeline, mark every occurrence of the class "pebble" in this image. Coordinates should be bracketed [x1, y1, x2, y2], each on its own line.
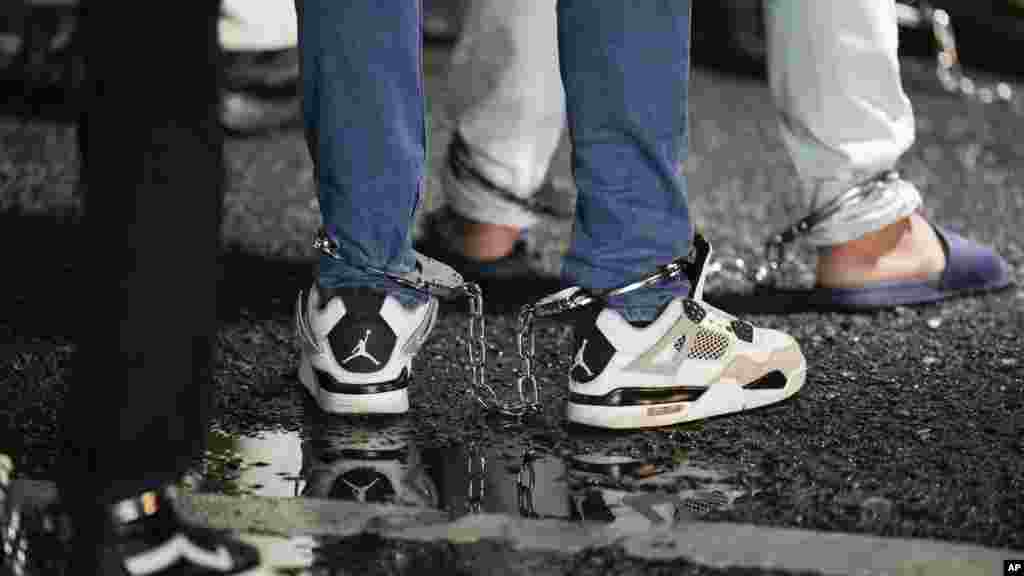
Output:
[926, 317, 943, 329]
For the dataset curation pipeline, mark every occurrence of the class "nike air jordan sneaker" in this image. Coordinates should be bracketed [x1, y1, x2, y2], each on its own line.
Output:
[101, 486, 259, 575]
[296, 286, 439, 414]
[563, 240, 807, 429]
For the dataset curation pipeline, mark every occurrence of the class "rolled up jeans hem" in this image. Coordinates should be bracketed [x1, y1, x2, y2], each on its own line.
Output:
[605, 292, 678, 324]
[564, 263, 691, 323]
[318, 256, 430, 308]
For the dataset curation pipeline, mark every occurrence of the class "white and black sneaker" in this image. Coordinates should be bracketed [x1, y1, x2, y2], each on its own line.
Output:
[296, 286, 438, 414]
[562, 239, 807, 429]
[100, 486, 259, 575]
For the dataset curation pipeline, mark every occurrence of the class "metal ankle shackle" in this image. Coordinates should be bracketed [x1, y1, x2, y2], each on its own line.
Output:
[513, 234, 710, 403]
[708, 170, 902, 288]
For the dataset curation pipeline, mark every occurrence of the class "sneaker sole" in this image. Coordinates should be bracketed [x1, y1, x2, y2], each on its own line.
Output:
[299, 356, 409, 414]
[566, 362, 807, 429]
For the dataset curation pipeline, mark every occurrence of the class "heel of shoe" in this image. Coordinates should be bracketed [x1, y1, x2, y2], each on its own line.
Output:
[299, 357, 411, 414]
[317, 387, 409, 414]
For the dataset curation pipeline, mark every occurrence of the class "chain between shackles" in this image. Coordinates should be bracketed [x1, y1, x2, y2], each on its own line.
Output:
[897, 1, 1016, 107]
[313, 230, 709, 418]
[311, 6, 1018, 416]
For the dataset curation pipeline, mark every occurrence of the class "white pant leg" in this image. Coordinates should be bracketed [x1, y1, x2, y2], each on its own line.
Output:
[443, 0, 565, 229]
[767, 0, 922, 246]
[220, 0, 298, 52]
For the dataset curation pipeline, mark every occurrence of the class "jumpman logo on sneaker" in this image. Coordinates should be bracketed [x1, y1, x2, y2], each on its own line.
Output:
[340, 476, 380, 503]
[573, 339, 594, 378]
[342, 329, 381, 366]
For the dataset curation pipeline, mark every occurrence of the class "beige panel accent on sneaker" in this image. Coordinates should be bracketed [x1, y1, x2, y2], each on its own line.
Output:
[717, 344, 804, 386]
[626, 317, 735, 377]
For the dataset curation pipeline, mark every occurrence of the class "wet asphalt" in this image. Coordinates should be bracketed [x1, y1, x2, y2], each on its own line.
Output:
[2, 17, 1024, 575]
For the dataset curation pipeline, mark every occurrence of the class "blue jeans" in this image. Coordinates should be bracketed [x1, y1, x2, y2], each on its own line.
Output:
[300, 0, 693, 322]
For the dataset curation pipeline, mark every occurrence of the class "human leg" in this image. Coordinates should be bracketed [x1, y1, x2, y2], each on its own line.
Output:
[555, 0, 805, 428]
[64, 1, 258, 572]
[415, 0, 566, 296]
[766, 0, 1009, 304]
[296, 0, 438, 414]
[557, 0, 692, 322]
[440, 0, 565, 257]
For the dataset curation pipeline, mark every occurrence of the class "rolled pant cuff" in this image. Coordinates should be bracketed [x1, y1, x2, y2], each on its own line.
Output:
[805, 176, 923, 246]
[317, 255, 431, 309]
[443, 158, 543, 230]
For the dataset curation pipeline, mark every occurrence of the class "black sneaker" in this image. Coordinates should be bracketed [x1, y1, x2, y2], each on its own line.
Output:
[97, 486, 259, 575]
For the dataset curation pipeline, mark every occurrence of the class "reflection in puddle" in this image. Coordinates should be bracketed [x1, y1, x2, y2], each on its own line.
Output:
[187, 413, 750, 529]
[185, 428, 304, 497]
[4, 412, 752, 574]
[301, 416, 436, 508]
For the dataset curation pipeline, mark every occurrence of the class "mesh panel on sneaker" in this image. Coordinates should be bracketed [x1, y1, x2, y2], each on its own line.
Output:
[687, 328, 730, 360]
[683, 300, 706, 324]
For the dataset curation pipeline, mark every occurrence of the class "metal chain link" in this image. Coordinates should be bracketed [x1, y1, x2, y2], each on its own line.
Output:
[463, 283, 540, 416]
[463, 445, 552, 519]
[465, 443, 487, 515]
[899, 1, 1017, 108]
[516, 450, 539, 518]
[709, 170, 902, 288]
[514, 307, 541, 412]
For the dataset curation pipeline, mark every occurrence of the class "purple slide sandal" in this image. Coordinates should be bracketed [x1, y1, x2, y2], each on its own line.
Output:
[810, 224, 1013, 312]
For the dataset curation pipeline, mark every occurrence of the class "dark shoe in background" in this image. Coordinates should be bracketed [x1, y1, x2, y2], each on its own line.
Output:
[221, 49, 301, 136]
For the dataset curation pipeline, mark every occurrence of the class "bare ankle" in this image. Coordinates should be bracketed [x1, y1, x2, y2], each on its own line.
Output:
[816, 213, 946, 288]
[452, 213, 521, 262]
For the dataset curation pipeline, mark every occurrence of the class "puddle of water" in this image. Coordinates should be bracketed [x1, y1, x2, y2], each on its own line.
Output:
[184, 428, 305, 498]
[186, 411, 750, 528]
[3, 411, 750, 575]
